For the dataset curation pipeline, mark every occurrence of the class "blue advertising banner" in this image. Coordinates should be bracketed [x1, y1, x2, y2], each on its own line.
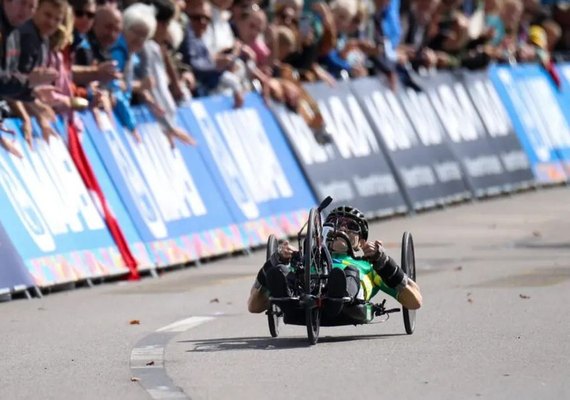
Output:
[549, 62, 570, 176]
[274, 80, 408, 218]
[178, 93, 316, 247]
[81, 109, 242, 266]
[461, 71, 535, 189]
[0, 221, 35, 292]
[0, 119, 126, 287]
[421, 72, 514, 197]
[351, 77, 471, 210]
[488, 64, 567, 183]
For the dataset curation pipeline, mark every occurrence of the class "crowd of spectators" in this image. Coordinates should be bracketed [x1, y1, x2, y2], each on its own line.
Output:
[1, 0, 569, 155]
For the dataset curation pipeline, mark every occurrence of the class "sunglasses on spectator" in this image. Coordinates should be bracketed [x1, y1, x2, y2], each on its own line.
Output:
[188, 14, 212, 24]
[75, 9, 96, 19]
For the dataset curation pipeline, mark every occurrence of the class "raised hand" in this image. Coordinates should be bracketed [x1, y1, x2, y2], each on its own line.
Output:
[277, 240, 298, 263]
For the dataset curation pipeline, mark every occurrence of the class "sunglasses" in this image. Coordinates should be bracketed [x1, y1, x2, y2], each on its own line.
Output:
[188, 14, 212, 24]
[333, 218, 361, 233]
[74, 9, 96, 19]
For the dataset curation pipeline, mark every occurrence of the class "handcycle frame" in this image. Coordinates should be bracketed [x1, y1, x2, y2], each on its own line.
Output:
[266, 197, 417, 345]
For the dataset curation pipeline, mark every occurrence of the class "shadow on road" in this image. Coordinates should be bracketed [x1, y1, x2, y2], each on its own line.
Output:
[180, 333, 405, 352]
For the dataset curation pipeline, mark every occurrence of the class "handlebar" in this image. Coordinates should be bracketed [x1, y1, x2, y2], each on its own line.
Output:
[296, 196, 334, 253]
[317, 196, 333, 212]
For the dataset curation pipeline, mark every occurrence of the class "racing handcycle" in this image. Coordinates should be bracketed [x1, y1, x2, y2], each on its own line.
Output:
[265, 197, 417, 345]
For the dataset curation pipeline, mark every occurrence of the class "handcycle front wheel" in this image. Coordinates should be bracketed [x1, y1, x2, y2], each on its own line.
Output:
[401, 232, 416, 335]
[266, 234, 281, 338]
[304, 208, 325, 345]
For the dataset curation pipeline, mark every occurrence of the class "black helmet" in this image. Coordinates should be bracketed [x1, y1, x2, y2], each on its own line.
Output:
[324, 206, 368, 240]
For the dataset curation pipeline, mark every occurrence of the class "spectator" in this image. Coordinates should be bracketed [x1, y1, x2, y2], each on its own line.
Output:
[0, 0, 57, 156]
[498, 0, 523, 63]
[235, 3, 271, 68]
[528, 24, 561, 88]
[139, 0, 195, 147]
[0, 0, 57, 99]
[203, 0, 236, 56]
[75, 5, 121, 65]
[484, 0, 505, 47]
[268, 24, 331, 144]
[552, 3, 570, 56]
[367, 0, 398, 89]
[108, 2, 156, 140]
[272, 0, 337, 84]
[320, 0, 368, 79]
[178, 0, 245, 106]
[48, 3, 90, 115]
[6, 0, 69, 142]
[542, 19, 562, 53]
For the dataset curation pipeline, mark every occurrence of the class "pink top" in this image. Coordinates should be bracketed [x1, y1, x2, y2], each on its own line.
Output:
[250, 38, 271, 67]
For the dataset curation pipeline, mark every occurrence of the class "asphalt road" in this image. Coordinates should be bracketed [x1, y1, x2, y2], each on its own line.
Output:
[1, 187, 569, 400]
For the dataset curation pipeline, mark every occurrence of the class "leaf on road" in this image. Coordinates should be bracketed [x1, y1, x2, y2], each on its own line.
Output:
[519, 294, 531, 299]
[130, 377, 140, 382]
[146, 361, 155, 366]
[129, 320, 141, 325]
[532, 230, 541, 237]
[210, 298, 220, 303]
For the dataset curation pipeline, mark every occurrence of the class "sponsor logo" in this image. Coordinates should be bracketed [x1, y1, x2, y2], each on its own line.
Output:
[192, 103, 293, 220]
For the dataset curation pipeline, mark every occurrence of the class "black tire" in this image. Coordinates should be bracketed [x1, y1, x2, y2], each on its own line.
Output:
[304, 208, 322, 345]
[401, 232, 416, 335]
[266, 235, 280, 338]
[268, 304, 280, 338]
[266, 234, 278, 260]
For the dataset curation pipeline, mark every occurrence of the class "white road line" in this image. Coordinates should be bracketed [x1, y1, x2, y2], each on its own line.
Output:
[156, 316, 214, 333]
[130, 314, 220, 399]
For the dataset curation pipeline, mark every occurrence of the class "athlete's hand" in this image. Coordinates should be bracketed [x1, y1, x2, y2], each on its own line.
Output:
[277, 240, 298, 263]
[361, 240, 386, 262]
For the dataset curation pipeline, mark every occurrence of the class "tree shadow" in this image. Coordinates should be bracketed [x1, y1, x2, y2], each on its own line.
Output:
[180, 333, 407, 352]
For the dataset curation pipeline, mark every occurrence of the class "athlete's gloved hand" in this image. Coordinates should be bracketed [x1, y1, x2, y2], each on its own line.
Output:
[362, 240, 408, 292]
[277, 240, 298, 263]
[361, 240, 389, 266]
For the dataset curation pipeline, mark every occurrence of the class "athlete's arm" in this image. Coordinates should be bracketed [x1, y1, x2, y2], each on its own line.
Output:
[362, 239, 423, 310]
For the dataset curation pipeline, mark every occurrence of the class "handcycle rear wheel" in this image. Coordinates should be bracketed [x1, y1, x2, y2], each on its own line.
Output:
[266, 234, 281, 338]
[401, 232, 416, 335]
[304, 208, 324, 345]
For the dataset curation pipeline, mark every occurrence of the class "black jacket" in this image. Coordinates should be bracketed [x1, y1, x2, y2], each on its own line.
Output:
[0, 6, 33, 100]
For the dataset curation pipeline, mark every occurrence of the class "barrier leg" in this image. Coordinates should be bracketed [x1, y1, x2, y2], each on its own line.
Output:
[34, 286, 43, 298]
[0, 288, 11, 302]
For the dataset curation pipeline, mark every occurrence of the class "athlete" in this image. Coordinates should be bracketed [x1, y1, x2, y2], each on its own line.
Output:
[248, 206, 422, 320]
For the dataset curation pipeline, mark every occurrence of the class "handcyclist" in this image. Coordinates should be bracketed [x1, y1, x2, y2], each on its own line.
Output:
[247, 206, 422, 320]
